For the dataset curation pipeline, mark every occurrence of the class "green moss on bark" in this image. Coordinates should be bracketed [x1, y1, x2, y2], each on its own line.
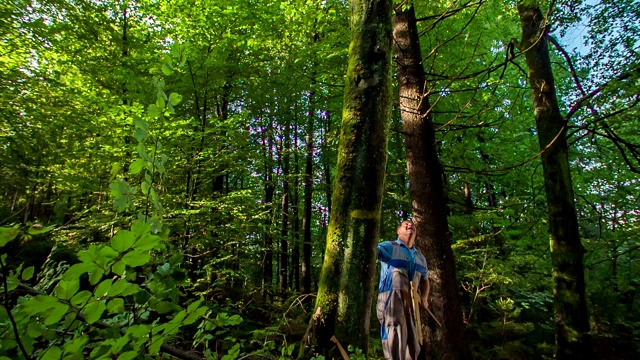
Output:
[518, 3, 592, 359]
[306, 0, 393, 357]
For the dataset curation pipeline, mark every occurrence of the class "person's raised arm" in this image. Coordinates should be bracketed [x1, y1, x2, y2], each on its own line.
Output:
[377, 241, 393, 263]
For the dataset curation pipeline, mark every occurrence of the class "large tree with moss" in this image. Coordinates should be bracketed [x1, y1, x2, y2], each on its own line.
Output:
[302, 0, 393, 356]
[517, 1, 591, 358]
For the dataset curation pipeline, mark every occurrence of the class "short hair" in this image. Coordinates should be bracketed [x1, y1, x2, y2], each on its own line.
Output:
[397, 219, 413, 231]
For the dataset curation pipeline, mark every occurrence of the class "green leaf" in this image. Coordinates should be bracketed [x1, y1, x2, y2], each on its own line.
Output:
[111, 230, 135, 252]
[55, 279, 79, 301]
[148, 104, 160, 118]
[133, 290, 150, 305]
[184, 306, 208, 325]
[107, 298, 125, 314]
[100, 246, 119, 260]
[27, 224, 55, 235]
[161, 63, 172, 75]
[94, 279, 113, 297]
[27, 321, 44, 339]
[168, 93, 182, 106]
[154, 301, 177, 314]
[138, 142, 148, 160]
[148, 335, 164, 355]
[63, 263, 95, 280]
[0, 227, 19, 248]
[134, 127, 148, 142]
[63, 335, 89, 357]
[40, 345, 62, 360]
[122, 251, 151, 267]
[112, 261, 126, 276]
[150, 188, 158, 202]
[130, 159, 146, 174]
[141, 181, 150, 195]
[44, 303, 69, 325]
[21, 295, 58, 315]
[109, 179, 130, 197]
[70, 290, 92, 306]
[132, 220, 152, 237]
[157, 263, 170, 276]
[83, 300, 106, 324]
[114, 196, 130, 212]
[156, 96, 166, 110]
[134, 233, 160, 251]
[110, 163, 122, 179]
[121, 283, 140, 296]
[134, 119, 149, 132]
[126, 324, 150, 339]
[107, 279, 128, 297]
[89, 267, 104, 285]
[22, 266, 34, 280]
[118, 351, 139, 360]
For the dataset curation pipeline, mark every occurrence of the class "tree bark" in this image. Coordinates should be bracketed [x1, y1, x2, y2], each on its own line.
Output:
[291, 123, 301, 292]
[517, 3, 592, 359]
[393, 4, 471, 359]
[302, 89, 315, 296]
[304, 0, 393, 356]
[322, 111, 332, 216]
[262, 119, 275, 292]
[280, 115, 291, 292]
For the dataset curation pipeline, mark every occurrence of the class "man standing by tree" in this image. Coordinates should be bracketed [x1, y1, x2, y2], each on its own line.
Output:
[377, 219, 430, 360]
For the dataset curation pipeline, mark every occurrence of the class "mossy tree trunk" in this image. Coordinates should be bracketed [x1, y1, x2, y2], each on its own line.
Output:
[392, 4, 471, 360]
[517, 2, 592, 359]
[304, 0, 393, 356]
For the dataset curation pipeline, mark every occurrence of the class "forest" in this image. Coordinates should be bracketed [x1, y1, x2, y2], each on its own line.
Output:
[1, 0, 639, 359]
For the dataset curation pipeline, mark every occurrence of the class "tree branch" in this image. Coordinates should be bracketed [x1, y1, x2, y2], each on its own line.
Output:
[1, 261, 32, 359]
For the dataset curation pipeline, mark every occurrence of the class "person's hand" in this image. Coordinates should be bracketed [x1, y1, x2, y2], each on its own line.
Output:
[422, 299, 429, 309]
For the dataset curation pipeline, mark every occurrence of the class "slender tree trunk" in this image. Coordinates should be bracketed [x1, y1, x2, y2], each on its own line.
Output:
[23, 179, 37, 224]
[291, 123, 301, 292]
[212, 82, 231, 195]
[302, 89, 315, 296]
[485, 182, 505, 256]
[303, 0, 393, 356]
[280, 115, 291, 292]
[517, 3, 592, 359]
[263, 119, 275, 292]
[393, 4, 471, 359]
[322, 111, 332, 216]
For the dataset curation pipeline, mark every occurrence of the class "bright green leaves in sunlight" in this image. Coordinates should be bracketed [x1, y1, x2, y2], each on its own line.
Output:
[169, 92, 182, 106]
[0, 227, 19, 248]
[1, 218, 217, 359]
[109, 50, 184, 233]
[109, 179, 136, 212]
[111, 229, 135, 252]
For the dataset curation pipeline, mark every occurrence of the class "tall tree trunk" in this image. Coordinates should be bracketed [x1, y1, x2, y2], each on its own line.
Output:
[322, 111, 332, 216]
[303, 0, 393, 356]
[302, 89, 315, 296]
[280, 115, 291, 292]
[393, 4, 471, 359]
[262, 119, 275, 292]
[291, 122, 301, 292]
[517, 3, 592, 359]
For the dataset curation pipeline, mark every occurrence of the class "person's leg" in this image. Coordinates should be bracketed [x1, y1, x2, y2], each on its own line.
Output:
[381, 291, 408, 360]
